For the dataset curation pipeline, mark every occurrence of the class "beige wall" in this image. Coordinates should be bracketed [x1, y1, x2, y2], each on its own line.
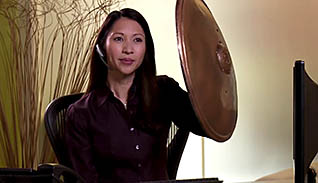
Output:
[121, 0, 318, 182]
[205, 1, 318, 182]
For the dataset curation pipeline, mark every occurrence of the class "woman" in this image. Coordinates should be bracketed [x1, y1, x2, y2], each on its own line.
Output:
[64, 8, 207, 183]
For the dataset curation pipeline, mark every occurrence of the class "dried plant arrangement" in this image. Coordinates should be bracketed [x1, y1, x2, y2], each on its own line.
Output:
[0, 0, 120, 169]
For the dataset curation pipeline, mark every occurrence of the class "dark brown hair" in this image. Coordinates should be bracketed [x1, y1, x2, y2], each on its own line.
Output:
[87, 8, 159, 131]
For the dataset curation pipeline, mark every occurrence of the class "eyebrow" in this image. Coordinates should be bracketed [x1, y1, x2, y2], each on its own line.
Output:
[112, 32, 145, 37]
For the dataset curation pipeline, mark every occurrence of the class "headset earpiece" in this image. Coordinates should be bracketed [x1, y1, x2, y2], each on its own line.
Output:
[96, 44, 108, 67]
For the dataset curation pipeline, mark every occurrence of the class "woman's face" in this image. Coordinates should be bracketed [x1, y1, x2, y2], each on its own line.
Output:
[105, 17, 146, 77]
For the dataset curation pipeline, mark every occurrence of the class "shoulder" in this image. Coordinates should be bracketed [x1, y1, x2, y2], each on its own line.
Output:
[67, 91, 99, 119]
[155, 75, 187, 100]
[68, 92, 92, 111]
[156, 75, 180, 88]
[66, 91, 103, 130]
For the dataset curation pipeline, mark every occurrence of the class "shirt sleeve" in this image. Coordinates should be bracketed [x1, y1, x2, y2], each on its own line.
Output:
[64, 104, 99, 183]
[159, 76, 208, 137]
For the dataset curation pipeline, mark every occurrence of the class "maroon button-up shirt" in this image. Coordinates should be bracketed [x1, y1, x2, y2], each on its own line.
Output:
[64, 75, 206, 183]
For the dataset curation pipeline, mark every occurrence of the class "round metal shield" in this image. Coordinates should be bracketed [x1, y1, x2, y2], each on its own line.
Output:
[176, 0, 238, 142]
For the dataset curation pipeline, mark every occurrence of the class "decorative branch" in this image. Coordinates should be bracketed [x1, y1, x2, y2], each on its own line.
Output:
[0, 0, 120, 168]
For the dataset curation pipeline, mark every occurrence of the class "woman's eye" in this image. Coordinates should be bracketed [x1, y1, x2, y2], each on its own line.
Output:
[113, 37, 123, 42]
[134, 37, 143, 43]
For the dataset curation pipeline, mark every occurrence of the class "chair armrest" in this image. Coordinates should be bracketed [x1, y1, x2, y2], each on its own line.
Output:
[38, 163, 85, 183]
[167, 128, 189, 179]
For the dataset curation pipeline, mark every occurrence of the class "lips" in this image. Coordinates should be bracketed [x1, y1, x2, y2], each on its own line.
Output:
[119, 58, 134, 65]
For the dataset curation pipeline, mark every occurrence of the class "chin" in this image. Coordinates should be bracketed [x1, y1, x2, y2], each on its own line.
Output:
[121, 71, 135, 76]
[121, 68, 137, 75]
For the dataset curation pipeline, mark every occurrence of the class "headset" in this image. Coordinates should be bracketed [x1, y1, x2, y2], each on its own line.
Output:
[95, 44, 108, 67]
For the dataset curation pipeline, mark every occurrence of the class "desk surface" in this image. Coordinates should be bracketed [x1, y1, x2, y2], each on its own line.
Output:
[237, 178, 318, 183]
[239, 180, 293, 183]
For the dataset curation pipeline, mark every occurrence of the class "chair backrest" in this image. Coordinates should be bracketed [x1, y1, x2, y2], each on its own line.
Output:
[44, 93, 189, 179]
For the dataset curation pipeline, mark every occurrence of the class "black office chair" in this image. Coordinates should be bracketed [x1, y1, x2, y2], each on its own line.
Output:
[43, 94, 86, 183]
[44, 93, 190, 181]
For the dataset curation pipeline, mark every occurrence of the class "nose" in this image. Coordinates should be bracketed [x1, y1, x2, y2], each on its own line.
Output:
[122, 40, 134, 54]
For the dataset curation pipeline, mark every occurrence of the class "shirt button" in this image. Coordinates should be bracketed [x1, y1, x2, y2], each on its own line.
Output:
[130, 127, 134, 132]
[135, 144, 140, 150]
[137, 163, 142, 168]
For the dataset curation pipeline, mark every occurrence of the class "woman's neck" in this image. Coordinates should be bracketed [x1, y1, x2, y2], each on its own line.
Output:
[107, 72, 135, 105]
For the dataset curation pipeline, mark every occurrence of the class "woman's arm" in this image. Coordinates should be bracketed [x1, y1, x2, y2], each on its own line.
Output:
[64, 105, 99, 183]
[158, 75, 207, 137]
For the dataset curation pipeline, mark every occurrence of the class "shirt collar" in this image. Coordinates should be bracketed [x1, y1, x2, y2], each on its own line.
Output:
[93, 81, 138, 108]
